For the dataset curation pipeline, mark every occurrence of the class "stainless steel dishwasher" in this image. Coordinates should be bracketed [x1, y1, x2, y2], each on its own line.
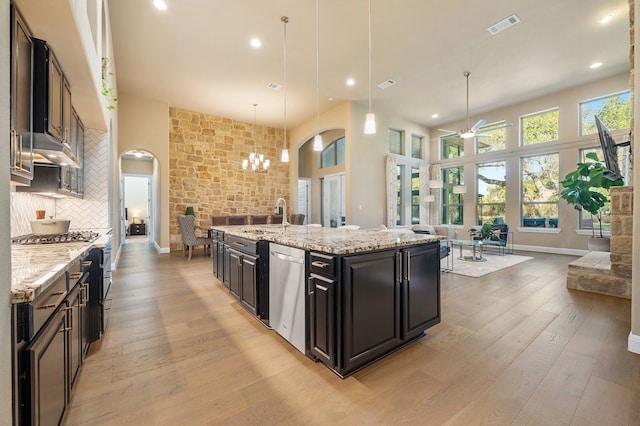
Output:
[269, 243, 306, 353]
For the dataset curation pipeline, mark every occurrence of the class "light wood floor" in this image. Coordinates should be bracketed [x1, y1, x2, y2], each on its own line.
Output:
[64, 242, 640, 425]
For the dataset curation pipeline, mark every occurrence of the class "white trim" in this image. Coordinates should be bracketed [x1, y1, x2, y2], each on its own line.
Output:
[155, 241, 170, 254]
[628, 332, 640, 354]
[517, 227, 562, 234]
[513, 244, 588, 256]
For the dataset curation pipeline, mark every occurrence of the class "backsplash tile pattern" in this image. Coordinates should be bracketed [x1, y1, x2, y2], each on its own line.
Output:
[10, 193, 56, 237]
[11, 129, 110, 237]
[57, 129, 109, 230]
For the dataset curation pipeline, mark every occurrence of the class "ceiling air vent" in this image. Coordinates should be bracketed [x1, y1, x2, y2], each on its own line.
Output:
[267, 82, 282, 90]
[487, 14, 520, 35]
[377, 79, 396, 89]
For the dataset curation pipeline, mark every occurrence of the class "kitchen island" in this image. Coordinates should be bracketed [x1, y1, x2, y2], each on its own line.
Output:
[210, 224, 444, 377]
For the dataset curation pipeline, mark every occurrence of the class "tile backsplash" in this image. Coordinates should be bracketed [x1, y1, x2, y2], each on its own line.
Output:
[10, 128, 110, 237]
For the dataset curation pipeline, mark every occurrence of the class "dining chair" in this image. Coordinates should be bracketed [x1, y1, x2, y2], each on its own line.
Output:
[177, 215, 212, 260]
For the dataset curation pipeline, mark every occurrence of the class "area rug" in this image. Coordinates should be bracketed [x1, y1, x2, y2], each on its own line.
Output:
[448, 253, 533, 278]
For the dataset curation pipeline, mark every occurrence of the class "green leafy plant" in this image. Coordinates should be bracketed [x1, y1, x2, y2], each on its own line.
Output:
[469, 222, 497, 241]
[101, 58, 118, 111]
[560, 152, 624, 238]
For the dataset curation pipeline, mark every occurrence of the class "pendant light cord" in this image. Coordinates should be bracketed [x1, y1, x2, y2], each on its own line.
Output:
[368, 0, 372, 113]
[316, 0, 320, 134]
[282, 16, 288, 151]
[465, 71, 470, 130]
[253, 103, 257, 154]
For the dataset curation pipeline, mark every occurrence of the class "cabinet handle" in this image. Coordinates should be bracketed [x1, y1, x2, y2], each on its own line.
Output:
[307, 277, 314, 296]
[69, 272, 83, 280]
[316, 284, 328, 292]
[39, 291, 67, 310]
[406, 252, 411, 282]
[62, 305, 73, 331]
[82, 260, 92, 268]
[9, 130, 17, 170]
[79, 284, 89, 307]
[232, 241, 247, 248]
[311, 261, 329, 268]
[17, 134, 23, 169]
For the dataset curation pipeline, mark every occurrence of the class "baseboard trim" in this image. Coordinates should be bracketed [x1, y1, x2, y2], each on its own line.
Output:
[513, 244, 588, 256]
[629, 332, 640, 354]
[154, 241, 170, 254]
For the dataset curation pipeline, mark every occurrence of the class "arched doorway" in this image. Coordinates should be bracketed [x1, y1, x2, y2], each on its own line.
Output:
[120, 150, 157, 244]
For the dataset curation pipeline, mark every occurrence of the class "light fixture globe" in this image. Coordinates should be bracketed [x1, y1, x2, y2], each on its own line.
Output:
[281, 148, 289, 162]
[313, 134, 323, 151]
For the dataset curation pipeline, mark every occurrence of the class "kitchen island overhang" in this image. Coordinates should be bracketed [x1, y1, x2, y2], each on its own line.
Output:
[210, 225, 444, 378]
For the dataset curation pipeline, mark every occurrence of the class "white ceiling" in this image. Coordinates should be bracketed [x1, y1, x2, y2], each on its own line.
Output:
[108, 0, 631, 130]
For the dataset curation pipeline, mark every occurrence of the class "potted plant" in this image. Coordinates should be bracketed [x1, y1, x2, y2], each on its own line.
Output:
[469, 222, 498, 241]
[560, 152, 624, 251]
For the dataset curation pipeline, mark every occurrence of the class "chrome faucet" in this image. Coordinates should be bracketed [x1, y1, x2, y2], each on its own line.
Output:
[275, 197, 289, 229]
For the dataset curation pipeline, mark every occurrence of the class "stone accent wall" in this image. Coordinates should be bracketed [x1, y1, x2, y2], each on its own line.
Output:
[567, 186, 633, 298]
[168, 107, 290, 251]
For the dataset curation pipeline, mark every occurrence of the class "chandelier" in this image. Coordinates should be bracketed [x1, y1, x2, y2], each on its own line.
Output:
[242, 103, 270, 171]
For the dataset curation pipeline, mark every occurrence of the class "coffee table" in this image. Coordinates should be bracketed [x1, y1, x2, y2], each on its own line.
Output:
[450, 239, 487, 262]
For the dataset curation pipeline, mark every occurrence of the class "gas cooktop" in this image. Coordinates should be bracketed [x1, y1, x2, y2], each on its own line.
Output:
[13, 231, 100, 245]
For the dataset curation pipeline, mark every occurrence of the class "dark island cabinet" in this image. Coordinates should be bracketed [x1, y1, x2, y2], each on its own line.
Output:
[228, 249, 242, 298]
[342, 249, 402, 373]
[307, 241, 441, 377]
[308, 273, 337, 367]
[402, 243, 441, 340]
[224, 235, 268, 320]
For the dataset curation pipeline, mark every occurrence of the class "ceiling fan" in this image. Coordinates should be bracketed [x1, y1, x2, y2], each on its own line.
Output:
[439, 71, 489, 139]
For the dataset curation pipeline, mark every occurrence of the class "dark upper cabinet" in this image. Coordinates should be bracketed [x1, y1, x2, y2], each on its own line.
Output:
[33, 39, 71, 141]
[9, 5, 34, 185]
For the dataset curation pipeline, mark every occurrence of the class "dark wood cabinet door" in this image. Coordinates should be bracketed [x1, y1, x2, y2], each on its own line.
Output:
[309, 274, 336, 367]
[67, 286, 82, 389]
[223, 245, 230, 288]
[228, 249, 241, 298]
[342, 250, 401, 374]
[240, 255, 258, 315]
[212, 239, 219, 277]
[402, 244, 441, 340]
[48, 55, 63, 140]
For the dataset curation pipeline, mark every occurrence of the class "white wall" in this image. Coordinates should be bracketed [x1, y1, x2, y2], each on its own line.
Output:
[117, 94, 169, 251]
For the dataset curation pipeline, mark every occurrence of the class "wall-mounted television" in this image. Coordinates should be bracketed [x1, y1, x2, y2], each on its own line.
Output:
[594, 115, 629, 181]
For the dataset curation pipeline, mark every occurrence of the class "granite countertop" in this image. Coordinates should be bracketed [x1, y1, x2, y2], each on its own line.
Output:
[210, 224, 444, 255]
[10, 229, 113, 304]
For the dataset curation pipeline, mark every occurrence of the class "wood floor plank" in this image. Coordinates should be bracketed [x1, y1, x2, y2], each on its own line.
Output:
[61, 244, 640, 426]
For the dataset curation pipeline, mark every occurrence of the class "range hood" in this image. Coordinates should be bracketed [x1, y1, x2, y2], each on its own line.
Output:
[30, 132, 81, 168]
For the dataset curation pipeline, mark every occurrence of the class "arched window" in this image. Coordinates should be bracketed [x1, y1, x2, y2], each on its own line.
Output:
[321, 137, 345, 168]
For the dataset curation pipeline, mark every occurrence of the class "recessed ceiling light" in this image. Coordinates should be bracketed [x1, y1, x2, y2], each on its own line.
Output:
[346, 78, 355, 86]
[590, 61, 603, 69]
[153, 0, 167, 10]
[597, 14, 613, 24]
[250, 38, 262, 48]
[328, 97, 334, 101]
[431, 114, 439, 119]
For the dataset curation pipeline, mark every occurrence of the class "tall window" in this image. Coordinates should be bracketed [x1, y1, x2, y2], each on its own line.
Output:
[396, 165, 404, 225]
[441, 134, 463, 159]
[411, 134, 423, 159]
[442, 166, 464, 225]
[580, 91, 631, 136]
[577, 148, 612, 231]
[521, 108, 559, 145]
[411, 166, 420, 224]
[476, 121, 507, 153]
[477, 161, 506, 224]
[521, 153, 559, 228]
[389, 129, 403, 155]
[321, 137, 345, 168]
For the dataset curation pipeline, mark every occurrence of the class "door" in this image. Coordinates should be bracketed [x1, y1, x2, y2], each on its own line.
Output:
[402, 244, 440, 340]
[342, 250, 401, 374]
[322, 173, 345, 227]
[297, 178, 311, 224]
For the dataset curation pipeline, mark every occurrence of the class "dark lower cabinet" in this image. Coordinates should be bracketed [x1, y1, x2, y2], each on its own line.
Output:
[307, 242, 441, 378]
[308, 274, 337, 367]
[403, 244, 440, 340]
[342, 250, 402, 373]
[228, 249, 242, 298]
[21, 304, 68, 426]
[240, 255, 258, 314]
[223, 244, 231, 289]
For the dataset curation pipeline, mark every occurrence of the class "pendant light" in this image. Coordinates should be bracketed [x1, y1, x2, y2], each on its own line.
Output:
[280, 16, 290, 163]
[242, 104, 269, 171]
[313, 0, 323, 152]
[364, 0, 376, 134]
